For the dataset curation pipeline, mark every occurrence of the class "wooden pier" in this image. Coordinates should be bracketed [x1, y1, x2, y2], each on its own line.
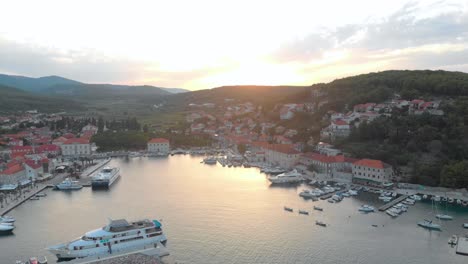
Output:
[378, 195, 410, 211]
[0, 185, 50, 216]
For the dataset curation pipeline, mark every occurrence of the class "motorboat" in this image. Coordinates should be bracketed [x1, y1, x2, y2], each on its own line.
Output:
[48, 218, 167, 261]
[313, 206, 323, 211]
[436, 214, 453, 220]
[55, 178, 83, 190]
[358, 205, 375, 213]
[298, 210, 309, 215]
[315, 221, 327, 227]
[411, 195, 421, 201]
[327, 199, 335, 203]
[417, 219, 441, 230]
[299, 189, 323, 198]
[284, 206, 293, 212]
[348, 190, 358, 196]
[432, 196, 441, 202]
[29, 196, 40, 201]
[0, 222, 15, 234]
[448, 235, 458, 245]
[268, 170, 303, 184]
[463, 223, 468, 229]
[203, 157, 217, 165]
[15, 256, 48, 264]
[0, 215, 15, 223]
[448, 198, 454, 203]
[386, 209, 399, 217]
[91, 167, 120, 189]
[331, 194, 342, 202]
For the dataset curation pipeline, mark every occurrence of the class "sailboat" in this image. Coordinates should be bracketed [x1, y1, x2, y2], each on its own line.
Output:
[436, 197, 454, 220]
[418, 199, 442, 231]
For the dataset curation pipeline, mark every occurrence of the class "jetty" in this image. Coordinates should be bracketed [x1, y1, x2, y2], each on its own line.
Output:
[456, 236, 468, 256]
[70, 242, 175, 264]
[81, 158, 111, 178]
[0, 185, 49, 216]
[320, 188, 349, 200]
[378, 195, 410, 211]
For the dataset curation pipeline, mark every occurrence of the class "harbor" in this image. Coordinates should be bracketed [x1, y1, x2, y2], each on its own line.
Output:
[1, 155, 468, 263]
[378, 195, 410, 211]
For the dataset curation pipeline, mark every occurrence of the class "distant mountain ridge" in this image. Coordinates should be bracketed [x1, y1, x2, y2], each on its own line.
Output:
[0, 73, 189, 94]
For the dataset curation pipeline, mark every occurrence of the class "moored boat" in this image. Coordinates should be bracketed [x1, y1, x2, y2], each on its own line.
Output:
[48, 218, 166, 261]
[268, 170, 303, 184]
[55, 178, 83, 190]
[91, 166, 120, 189]
[0, 222, 15, 234]
[284, 206, 293, 212]
[315, 221, 326, 227]
[358, 205, 375, 213]
[298, 210, 309, 215]
[417, 219, 441, 230]
[313, 206, 323, 211]
[448, 235, 458, 245]
[0, 215, 15, 223]
[436, 214, 453, 220]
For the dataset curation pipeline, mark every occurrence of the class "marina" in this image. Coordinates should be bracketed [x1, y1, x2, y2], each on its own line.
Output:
[378, 195, 410, 211]
[1, 155, 468, 263]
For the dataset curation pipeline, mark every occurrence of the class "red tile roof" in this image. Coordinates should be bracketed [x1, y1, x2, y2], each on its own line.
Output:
[37, 144, 60, 152]
[11, 146, 34, 153]
[148, 138, 169, 143]
[63, 138, 90, 144]
[333, 119, 348, 126]
[24, 159, 42, 169]
[353, 159, 386, 169]
[62, 133, 76, 139]
[0, 164, 24, 175]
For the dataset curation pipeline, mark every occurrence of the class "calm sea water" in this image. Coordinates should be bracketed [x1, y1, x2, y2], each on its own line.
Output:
[1, 155, 468, 264]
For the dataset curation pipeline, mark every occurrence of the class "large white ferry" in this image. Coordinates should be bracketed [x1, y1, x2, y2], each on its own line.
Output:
[48, 218, 167, 261]
[268, 169, 303, 184]
[91, 167, 120, 188]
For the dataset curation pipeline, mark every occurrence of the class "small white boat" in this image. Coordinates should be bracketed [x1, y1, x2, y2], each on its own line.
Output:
[423, 195, 428, 199]
[298, 210, 309, 215]
[457, 199, 462, 205]
[463, 223, 468, 229]
[327, 198, 335, 203]
[203, 157, 217, 165]
[436, 214, 453, 220]
[386, 209, 399, 217]
[313, 206, 323, 211]
[0, 215, 15, 223]
[0, 223, 15, 234]
[448, 235, 458, 245]
[55, 178, 83, 190]
[411, 195, 421, 201]
[268, 170, 303, 184]
[348, 190, 358, 196]
[418, 219, 441, 230]
[341, 192, 350, 197]
[284, 206, 293, 212]
[358, 205, 375, 213]
[315, 221, 327, 227]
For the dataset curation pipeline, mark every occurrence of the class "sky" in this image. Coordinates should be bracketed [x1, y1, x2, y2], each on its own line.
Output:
[0, 0, 467, 90]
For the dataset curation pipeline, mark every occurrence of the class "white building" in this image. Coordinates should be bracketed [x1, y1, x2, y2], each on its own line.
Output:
[261, 144, 301, 169]
[81, 124, 99, 135]
[61, 138, 92, 157]
[352, 159, 394, 186]
[147, 138, 170, 153]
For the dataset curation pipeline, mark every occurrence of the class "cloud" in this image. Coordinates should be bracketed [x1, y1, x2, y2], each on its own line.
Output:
[269, 1, 468, 82]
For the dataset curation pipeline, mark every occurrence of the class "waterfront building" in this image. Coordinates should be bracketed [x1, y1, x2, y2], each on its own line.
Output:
[148, 138, 170, 153]
[352, 159, 394, 186]
[61, 138, 92, 157]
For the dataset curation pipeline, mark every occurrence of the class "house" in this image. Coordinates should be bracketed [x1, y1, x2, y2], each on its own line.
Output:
[251, 142, 300, 169]
[0, 163, 27, 185]
[147, 138, 170, 153]
[274, 135, 293, 144]
[37, 144, 61, 156]
[300, 153, 357, 182]
[61, 138, 92, 157]
[52, 136, 69, 146]
[316, 142, 342, 156]
[24, 158, 49, 180]
[280, 107, 294, 120]
[81, 124, 99, 135]
[191, 123, 205, 133]
[352, 159, 394, 186]
[320, 119, 351, 141]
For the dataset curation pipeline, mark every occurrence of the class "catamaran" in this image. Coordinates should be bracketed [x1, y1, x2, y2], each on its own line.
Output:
[48, 218, 167, 261]
[91, 167, 120, 188]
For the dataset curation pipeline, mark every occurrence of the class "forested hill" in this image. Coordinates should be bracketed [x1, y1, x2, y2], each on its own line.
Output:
[0, 84, 84, 113]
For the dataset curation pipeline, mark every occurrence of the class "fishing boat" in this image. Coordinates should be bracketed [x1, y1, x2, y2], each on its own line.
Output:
[48, 218, 167, 261]
[417, 219, 441, 230]
[298, 210, 309, 215]
[284, 206, 293, 212]
[313, 206, 323, 211]
[315, 221, 327, 227]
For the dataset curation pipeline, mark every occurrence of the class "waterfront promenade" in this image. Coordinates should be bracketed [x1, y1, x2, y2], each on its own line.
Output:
[0, 158, 111, 216]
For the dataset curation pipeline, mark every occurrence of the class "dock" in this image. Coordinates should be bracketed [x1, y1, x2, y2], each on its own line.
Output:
[320, 188, 349, 200]
[0, 185, 50, 216]
[70, 243, 175, 264]
[81, 158, 111, 178]
[456, 236, 468, 256]
[378, 195, 410, 211]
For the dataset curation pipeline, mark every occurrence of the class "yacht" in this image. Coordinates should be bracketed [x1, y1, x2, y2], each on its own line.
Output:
[55, 178, 83, 190]
[299, 189, 323, 198]
[91, 167, 120, 189]
[48, 218, 167, 261]
[0, 222, 15, 234]
[0, 215, 15, 223]
[268, 170, 303, 184]
[358, 205, 375, 213]
[417, 219, 441, 230]
[435, 214, 453, 220]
